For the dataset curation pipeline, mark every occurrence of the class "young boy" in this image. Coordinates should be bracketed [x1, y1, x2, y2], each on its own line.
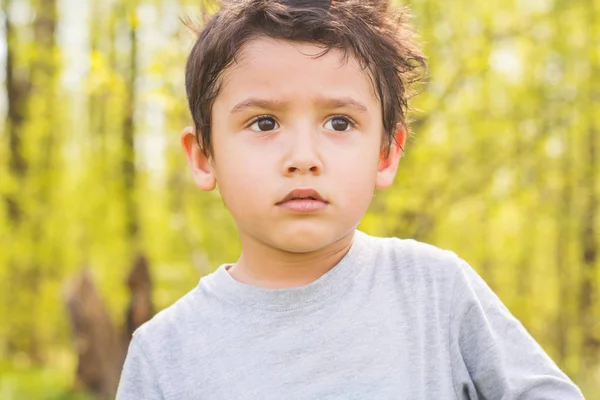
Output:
[117, 0, 584, 398]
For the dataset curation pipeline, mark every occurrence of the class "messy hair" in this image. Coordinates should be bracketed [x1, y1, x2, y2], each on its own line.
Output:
[185, 0, 427, 157]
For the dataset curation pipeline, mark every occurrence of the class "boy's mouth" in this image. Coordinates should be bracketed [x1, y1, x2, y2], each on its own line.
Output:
[276, 188, 328, 212]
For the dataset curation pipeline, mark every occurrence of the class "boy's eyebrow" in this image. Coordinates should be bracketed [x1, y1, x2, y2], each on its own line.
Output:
[230, 98, 287, 114]
[314, 97, 368, 113]
[230, 97, 368, 114]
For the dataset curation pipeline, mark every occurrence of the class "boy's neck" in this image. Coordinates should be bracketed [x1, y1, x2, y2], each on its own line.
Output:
[228, 231, 355, 289]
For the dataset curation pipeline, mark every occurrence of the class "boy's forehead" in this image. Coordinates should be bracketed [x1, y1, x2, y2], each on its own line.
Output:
[237, 38, 361, 73]
[217, 37, 379, 106]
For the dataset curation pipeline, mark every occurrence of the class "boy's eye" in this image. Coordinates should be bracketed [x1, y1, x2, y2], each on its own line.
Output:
[324, 116, 353, 132]
[249, 117, 279, 132]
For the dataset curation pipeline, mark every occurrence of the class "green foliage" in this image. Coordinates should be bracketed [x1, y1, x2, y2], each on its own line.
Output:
[0, 361, 92, 400]
[1, 0, 599, 398]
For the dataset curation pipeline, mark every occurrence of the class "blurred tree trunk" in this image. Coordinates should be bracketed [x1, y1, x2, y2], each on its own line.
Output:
[125, 254, 154, 340]
[578, 121, 598, 368]
[4, 0, 29, 224]
[515, 122, 535, 325]
[4, 0, 57, 363]
[550, 3, 571, 368]
[65, 257, 154, 398]
[30, 0, 58, 362]
[2, 0, 27, 361]
[478, 73, 495, 291]
[555, 122, 572, 366]
[65, 270, 121, 399]
[123, 1, 139, 243]
[89, 0, 108, 163]
[578, 7, 599, 365]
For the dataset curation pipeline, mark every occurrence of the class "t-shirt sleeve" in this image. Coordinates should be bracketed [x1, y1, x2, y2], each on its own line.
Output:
[448, 258, 584, 399]
[116, 333, 164, 400]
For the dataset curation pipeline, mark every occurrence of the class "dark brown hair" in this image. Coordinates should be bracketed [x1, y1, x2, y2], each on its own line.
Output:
[185, 0, 427, 157]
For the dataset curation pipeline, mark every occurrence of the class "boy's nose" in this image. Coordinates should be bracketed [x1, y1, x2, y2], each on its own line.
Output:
[283, 131, 323, 176]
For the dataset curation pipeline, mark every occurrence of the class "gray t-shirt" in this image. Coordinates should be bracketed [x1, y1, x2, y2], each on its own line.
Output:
[116, 231, 583, 399]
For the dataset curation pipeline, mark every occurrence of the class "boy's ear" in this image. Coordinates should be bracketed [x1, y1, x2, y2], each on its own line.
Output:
[375, 124, 406, 190]
[181, 126, 217, 191]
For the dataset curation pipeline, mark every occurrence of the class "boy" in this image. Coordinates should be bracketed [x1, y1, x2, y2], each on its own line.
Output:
[117, 0, 584, 398]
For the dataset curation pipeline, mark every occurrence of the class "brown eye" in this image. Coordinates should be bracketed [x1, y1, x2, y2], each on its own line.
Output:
[325, 116, 352, 132]
[250, 117, 279, 132]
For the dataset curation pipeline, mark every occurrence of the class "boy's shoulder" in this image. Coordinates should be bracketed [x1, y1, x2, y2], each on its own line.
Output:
[131, 281, 206, 348]
[366, 232, 464, 280]
[365, 232, 482, 311]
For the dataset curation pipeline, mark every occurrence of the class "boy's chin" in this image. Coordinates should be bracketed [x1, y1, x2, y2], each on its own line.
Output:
[275, 238, 330, 254]
[264, 226, 346, 254]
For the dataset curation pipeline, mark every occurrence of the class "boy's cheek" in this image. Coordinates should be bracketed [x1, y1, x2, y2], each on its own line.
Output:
[217, 161, 270, 198]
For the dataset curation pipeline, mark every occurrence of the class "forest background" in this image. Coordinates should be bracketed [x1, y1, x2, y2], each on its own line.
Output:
[1, 0, 599, 398]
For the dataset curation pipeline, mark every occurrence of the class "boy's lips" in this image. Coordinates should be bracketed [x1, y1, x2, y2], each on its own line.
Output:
[276, 188, 328, 212]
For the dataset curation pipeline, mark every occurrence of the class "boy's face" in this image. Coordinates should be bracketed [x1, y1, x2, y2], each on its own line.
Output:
[182, 38, 404, 253]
